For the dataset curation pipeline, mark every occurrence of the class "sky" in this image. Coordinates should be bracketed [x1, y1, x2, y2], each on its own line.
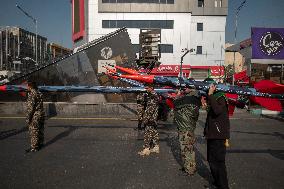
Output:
[0, 0, 284, 49]
[226, 0, 284, 43]
[0, 0, 72, 48]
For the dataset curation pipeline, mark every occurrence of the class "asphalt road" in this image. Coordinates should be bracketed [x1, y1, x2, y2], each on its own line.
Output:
[0, 113, 283, 189]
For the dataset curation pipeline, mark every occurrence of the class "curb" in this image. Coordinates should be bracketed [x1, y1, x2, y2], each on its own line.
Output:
[249, 108, 284, 121]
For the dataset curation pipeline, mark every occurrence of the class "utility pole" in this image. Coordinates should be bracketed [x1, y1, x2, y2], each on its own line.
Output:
[180, 49, 189, 77]
[233, 0, 246, 85]
[16, 4, 38, 66]
[180, 48, 194, 77]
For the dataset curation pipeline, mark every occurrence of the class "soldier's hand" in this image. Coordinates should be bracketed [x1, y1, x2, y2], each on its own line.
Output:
[201, 102, 207, 110]
[208, 84, 216, 95]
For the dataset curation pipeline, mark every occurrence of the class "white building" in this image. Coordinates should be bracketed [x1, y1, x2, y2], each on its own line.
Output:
[71, 0, 227, 79]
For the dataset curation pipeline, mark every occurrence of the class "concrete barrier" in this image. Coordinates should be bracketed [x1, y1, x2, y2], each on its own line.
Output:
[249, 108, 284, 116]
[0, 102, 138, 118]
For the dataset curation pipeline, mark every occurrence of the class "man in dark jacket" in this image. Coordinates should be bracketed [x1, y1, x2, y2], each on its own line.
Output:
[204, 84, 230, 189]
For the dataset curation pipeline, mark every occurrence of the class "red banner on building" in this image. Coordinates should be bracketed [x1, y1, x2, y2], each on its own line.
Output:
[151, 65, 224, 78]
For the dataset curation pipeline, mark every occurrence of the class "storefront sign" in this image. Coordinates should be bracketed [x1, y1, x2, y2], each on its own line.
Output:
[252, 27, 284, 59]
[156, 65, 180, 73]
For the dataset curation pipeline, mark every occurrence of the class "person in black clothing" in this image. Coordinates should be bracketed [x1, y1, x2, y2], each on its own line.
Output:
[204, 84, 230, 189]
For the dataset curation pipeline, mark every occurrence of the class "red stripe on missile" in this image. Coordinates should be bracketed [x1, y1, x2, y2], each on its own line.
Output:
[115, 66, 140, 75]
[104, 66, 116, 73]
[119, 75, 154, 83]
[0, 85, 7, 91]
[106, 72, 119, 80]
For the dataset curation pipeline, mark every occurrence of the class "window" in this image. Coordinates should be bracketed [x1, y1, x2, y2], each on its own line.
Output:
[109, 20, 117, 28]
[102, 20, 174, 29]
[167, 0, 174, 4]
[214, 0, 222, 7]
[102, 20, 109, 28]
[159, 44, 173, 53]
[133, 44, 173, 53]
[198, 0, 204, 7]
[196, 46, 202, 54]
[102, 0, 115, 3]
[102, 0, 174, 4]
[197, 23, 203, 31]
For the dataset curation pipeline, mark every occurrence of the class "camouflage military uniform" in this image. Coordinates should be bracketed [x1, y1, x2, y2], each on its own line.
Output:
[26, 88, 45, 150]
[173, 90, 201, 175]
[136, 93, 146, 129]
[143, 90, 159, 149]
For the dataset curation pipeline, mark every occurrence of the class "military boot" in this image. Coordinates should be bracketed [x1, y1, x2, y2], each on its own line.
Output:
[150, 145, 159, 153]
[138, 148, 151, 156]
[225, 139, 230, 147]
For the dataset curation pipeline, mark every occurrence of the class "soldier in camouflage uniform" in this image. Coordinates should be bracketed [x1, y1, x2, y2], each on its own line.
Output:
[138, 85, 160, 156]
[173, 88, 201, 175]
[26, 82, 45, 152]
[136, 93, 146, 130]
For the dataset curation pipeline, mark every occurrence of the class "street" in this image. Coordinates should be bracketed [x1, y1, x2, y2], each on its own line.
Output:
[0, 113, 283, 189]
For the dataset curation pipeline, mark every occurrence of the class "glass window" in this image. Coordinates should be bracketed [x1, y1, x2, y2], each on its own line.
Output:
[110, 20, 117, 28]
[149, 0, 160, 3]
[220, 0, 222, 7]
[197, 23, 203, 31]
[165, 20, 174, 29]
[150, 20, 161, 28]
[167, 0, 174, 4]
[102, 0, 174, 3]
[117, 20, 128, 28]
[102, 20, 110, 28]
[214, 0, 218, 7]
[102, 20, 174, 29]
[159, 44, 173, 53]
[196, 46, 202, 54]
[198, 0, 204, 7]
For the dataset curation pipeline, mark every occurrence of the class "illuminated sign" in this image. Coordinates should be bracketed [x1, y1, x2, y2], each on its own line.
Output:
[252, 28, 284, 59]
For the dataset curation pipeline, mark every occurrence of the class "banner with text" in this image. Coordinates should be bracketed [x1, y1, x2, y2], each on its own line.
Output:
[252, 27, 284, 59]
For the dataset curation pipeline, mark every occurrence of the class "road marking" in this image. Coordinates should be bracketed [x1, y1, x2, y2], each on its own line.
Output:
[230, 117, 265, 120]
[0, 116, 136, 121]
[0, 116, 266, 121]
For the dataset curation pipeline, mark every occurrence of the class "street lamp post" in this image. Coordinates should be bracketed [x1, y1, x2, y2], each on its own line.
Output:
[233, 0, 247, 85]
[16, 4, 38, 66]
[180, 48, 194, 77]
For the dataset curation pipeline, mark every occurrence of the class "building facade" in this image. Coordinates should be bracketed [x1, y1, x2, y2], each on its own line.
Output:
[72, 0, 228, 79]
[0, 26, 47, 77]
[225, 43, 245, 73]
[47, 43, 72, 62]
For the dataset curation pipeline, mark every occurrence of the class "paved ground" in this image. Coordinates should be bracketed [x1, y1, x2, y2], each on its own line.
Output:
[0, 112, 283, 189]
